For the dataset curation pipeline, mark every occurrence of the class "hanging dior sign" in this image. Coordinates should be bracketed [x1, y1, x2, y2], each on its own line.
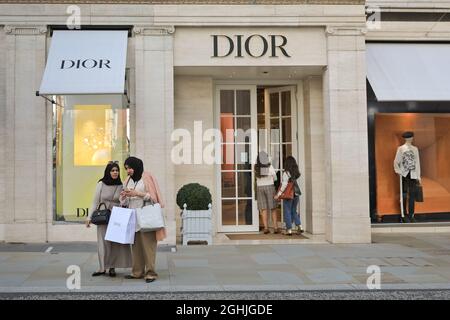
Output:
[39, 30, 128, 95]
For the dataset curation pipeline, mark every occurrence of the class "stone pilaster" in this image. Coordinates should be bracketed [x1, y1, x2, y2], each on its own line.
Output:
[133, 25, 176, 245]
[323, 26, 371, 243]
[0, 27, 6, 240]
[3, 25, 48, 242]
[303, 76, 326, 235]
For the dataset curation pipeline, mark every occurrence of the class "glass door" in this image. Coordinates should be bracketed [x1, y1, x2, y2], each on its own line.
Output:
[266, 86, 297, 173]
[216, 85, 258, 232]
[263, 86, 297, 229]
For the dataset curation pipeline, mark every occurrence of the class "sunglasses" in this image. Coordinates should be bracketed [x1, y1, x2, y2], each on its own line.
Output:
[108, 160, 119, 164]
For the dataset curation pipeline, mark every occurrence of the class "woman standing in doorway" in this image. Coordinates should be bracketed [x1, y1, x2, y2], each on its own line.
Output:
[86, 162, 132, 277]
[120, 156, 166, 283]
[255, 151, 279, 234]
[275, 156, 304, 236]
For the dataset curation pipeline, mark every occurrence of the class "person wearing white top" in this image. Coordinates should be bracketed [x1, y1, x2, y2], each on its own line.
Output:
[275, 156, 303, 235]
[255, 152, 279, 234]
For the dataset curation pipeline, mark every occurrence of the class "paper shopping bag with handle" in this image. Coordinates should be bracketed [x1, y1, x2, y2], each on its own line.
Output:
[105, 206, 136, 244]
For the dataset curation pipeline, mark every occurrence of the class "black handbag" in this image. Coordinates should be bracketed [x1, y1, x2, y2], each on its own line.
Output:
[416, 184, 424, 202]
[91, 203, 111, 225]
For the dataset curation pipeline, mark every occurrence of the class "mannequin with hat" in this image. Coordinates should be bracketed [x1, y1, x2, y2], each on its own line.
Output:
[393, 131, 421, 223]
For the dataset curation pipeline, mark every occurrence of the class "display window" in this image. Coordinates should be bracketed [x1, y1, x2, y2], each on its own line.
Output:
[374, 113, 450, 221]
[53, 95, 129, 222]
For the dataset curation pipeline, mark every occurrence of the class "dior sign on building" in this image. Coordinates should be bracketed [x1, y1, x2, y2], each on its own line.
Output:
[39, 30, 128, 95]
[212, 34, 291, 58]
[174, 27, 327, 67]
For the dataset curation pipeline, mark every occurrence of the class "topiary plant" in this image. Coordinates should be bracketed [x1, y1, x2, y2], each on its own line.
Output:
[176, 183, 212, 210]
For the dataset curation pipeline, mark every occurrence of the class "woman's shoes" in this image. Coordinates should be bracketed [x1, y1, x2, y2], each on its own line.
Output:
[274, 228, 281, 234]
[145, 277, 156, 283]
[109, 268, 116, 277]
[124, 274, 143, 280]
[92, 271, 106, 277]
[263, 229, 270, 234]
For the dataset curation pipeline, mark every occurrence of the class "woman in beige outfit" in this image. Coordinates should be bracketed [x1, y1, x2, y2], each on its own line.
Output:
[120, 156, 166, 283]
[86, 162, 132, 277]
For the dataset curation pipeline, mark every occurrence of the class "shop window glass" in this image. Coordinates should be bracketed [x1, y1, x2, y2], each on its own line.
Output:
[375, 113, 450, 220]
[53, 95, 129, 222]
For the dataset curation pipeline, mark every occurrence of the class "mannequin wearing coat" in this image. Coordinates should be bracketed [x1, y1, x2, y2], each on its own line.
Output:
[394, 131, 421, 223]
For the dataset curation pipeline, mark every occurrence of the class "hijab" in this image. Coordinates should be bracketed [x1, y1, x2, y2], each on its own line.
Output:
[124, 156, 144, 182]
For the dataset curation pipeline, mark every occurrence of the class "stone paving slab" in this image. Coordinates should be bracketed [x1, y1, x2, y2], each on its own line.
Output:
[0, 233, 450, 293]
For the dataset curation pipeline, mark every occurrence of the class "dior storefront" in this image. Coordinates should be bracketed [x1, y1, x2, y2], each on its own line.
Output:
[6, 0, 445, 245]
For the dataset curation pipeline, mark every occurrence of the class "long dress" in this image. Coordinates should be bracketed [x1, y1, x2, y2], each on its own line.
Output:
[90, 182, 132, 271]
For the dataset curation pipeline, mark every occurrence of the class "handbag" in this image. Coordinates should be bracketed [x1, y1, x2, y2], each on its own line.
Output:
[277, 180, 294, 200]
[416, 183, 424, 202]
[90, 184, 120, 225]
[135, 199, 165, 232]
[91, 203, 111, 225]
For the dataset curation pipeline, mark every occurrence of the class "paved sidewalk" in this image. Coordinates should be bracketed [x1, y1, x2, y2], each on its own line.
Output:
[1, 233, 450, 293]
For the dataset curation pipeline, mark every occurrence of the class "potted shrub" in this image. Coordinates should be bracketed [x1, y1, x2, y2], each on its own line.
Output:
[176, 183, 212, 245]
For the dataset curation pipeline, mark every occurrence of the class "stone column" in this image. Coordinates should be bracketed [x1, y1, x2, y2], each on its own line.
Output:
[0, 27, 6, 241]
[133, 26, 176, 245]
[303, 76, 326, 235]
[2, 25, 48, 242]
[323, 27, 371, 244]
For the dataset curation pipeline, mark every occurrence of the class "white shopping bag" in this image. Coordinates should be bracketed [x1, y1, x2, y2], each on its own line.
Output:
[135, 203, 165, 232]
[105, 206, 136, 244]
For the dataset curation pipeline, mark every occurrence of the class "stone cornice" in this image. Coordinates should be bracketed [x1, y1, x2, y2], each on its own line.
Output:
[4, 25, 47, 35]
[326, 26, 367, 36]
[133, 25, 175, 35]
[0, 0, 365, 5]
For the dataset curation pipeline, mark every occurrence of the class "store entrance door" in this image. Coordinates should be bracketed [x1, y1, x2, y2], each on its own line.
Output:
[216, 85, 297, 233]
[257, 86, 298, 230]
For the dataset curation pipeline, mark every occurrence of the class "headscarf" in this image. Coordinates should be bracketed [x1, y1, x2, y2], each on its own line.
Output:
[98, 162, 122, 186]
[124, 156, 144, 182]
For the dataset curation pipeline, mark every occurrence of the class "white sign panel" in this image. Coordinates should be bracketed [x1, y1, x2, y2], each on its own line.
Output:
[367, 43, 450, 101]
[39, 30, 128, 95]
[174, 27, 326, 67]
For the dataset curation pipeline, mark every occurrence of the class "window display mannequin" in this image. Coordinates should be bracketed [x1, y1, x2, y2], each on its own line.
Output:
[393, 131, 421, 223]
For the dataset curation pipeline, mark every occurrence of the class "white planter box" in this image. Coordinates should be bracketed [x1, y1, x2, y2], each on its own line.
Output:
[181, 203, 212, 245]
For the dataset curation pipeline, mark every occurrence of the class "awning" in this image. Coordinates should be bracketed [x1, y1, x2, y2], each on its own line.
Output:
[366, 43, 450, 101]
[39, 30, 128, 95]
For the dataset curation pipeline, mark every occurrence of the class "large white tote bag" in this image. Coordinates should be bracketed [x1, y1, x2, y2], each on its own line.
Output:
[105, 206, 136, 244]
[135, 201, 165, 232]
